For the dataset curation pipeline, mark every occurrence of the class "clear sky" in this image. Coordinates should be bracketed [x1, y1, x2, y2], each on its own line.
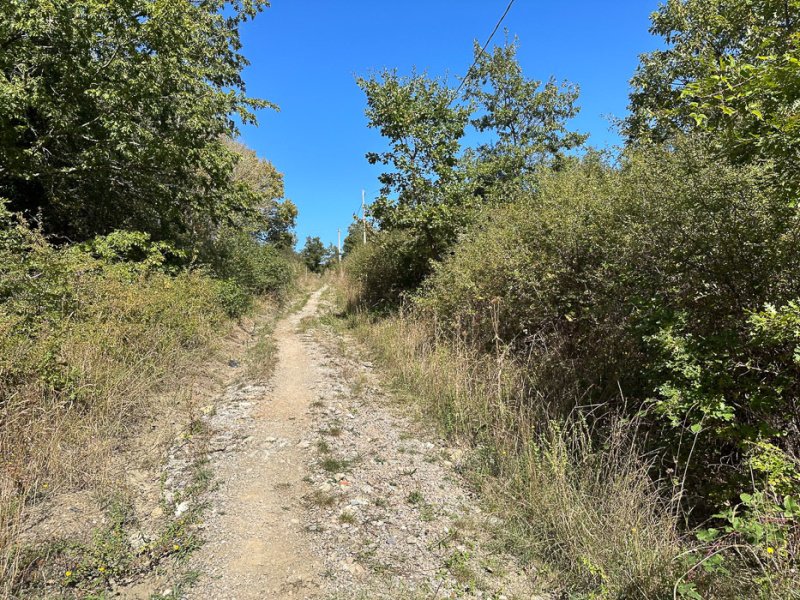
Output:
[236, 1, 662, 248]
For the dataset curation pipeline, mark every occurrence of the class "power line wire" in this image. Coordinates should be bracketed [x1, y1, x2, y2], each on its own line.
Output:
[452, 0, 517, 101]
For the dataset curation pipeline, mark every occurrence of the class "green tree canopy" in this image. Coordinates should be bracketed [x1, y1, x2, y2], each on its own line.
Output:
[357, 38, 586, 272]
[357, 70, 470, 233]
[0, 0, 272, 243]
[300, 236, 327, 273]
[625, 0, 800, 197]
[342, 219, 372, 255]
[463, 36, 587, 191]
[223, 138, 297, 248]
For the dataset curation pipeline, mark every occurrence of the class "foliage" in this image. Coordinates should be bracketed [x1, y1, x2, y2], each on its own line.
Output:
[202, 226, 292, 299]
[223, 138, 298, 249]
[357, 70, 471, 259]
[342, 219, 372, 256]
[626, 0, 800, 199]
[0, 0, 272, 242]
[0, 203, 294, 591]
[463, 36, 587, 191]
[335, 299, 731, 598]
[0, 206, 227, 481]
[355, 39, 586, 296]
[300, 236, 328, 273]
[420, 137, 800, 517]
[344, 3, 800, 596]
[344, 230, 433, 310]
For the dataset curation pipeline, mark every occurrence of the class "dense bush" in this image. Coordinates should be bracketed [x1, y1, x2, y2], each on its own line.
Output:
[202, 226, 293, 309]
[419, 137, 800, 523]
[344, 229, 434, 310]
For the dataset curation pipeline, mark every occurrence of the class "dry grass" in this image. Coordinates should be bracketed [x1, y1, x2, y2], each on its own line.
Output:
[351, 312, 685, 595]
[0, 269, 248, 596]
[325, 279, 791, 598]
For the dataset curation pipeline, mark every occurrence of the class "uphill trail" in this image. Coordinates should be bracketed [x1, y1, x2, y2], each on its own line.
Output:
[183, 286, 542, 600]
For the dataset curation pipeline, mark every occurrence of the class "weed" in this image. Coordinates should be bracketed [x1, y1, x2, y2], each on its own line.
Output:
[320, 457, 351, 473]
[307, 491, 337, 509]
[406, 491, 424, 505]
[338, 512, 357, 525]
[320, 425, 343, 437]
[444, 549, 476, 588]
[419, 504, 436, 522]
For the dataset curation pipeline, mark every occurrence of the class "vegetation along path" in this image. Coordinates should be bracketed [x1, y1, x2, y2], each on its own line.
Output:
[183, 286, 540, 599]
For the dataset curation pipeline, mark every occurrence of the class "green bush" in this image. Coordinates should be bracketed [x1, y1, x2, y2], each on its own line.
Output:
[1, 210, 221, 586]
[420, 138, 800, 522]
[344, 229, 434, 310]
[202, 226, 293, 298]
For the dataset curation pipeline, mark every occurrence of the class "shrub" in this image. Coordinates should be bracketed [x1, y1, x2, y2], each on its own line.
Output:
[202, 226, 293, 298]
[344, 229, 433, 311]
[406, 137, 800, 591]
[0, 208, 263, 590]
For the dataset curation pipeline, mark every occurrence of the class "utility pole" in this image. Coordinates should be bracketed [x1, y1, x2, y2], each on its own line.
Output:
[361, 189, 367, 245]
[337, 228, 342, 264]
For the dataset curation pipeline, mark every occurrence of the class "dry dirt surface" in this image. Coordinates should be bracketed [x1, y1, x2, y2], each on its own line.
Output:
[183, 287, 545, 600]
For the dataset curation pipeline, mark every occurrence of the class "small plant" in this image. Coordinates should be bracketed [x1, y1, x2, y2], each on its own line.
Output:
[406, 490, 424, 505]
[320, 425, 343, 437]
[320, 457, 351, 473]
[307, 490, 337, 508]
[338, 511, 357, 525]
[444, 549, 476, 587]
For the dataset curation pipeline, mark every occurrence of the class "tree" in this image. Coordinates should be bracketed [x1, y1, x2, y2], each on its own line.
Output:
[342, 219, 372, 256]
[463, 36, 587, 191]
[300, 236, 327, 273]
[357, 69, 470, 250]
[625, 0, 800, 197]
[357, 39, 587, 285]
[0, 0, 272, 243]
[223, 138, 297, 248]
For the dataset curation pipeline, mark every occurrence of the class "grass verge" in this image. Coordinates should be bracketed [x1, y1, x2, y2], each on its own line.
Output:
[323, 283, 798, 599]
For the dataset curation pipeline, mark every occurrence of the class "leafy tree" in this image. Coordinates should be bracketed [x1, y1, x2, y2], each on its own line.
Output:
[342, 219, 372, 255]
[356, 39, 587, 296]
[357, 70, 470, 250]
[325, 242, 341, 267]
[223, 138, 297, 248]
[463, 36, 587, 191]
[300, 236, 327, 273]
[626, 0, 800, 197]
[0, 0, 272, 242]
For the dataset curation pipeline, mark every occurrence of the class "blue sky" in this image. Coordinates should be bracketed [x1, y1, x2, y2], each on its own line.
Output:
[236, 1, 662, 248]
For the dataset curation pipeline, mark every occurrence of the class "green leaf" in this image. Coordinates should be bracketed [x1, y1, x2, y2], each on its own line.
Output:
[696, 527, 720, 542]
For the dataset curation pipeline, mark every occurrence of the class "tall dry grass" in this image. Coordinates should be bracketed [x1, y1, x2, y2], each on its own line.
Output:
[336, 275, 786, 597]
[0, 267, 231, 594]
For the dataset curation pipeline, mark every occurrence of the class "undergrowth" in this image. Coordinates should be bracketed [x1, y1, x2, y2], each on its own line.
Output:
[329, 281, 799, 598]
[0, 209, 295, 596]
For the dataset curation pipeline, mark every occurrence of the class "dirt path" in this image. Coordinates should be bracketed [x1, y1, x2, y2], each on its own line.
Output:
[185, 287, 542, 600]
[185, 288, 326, 599]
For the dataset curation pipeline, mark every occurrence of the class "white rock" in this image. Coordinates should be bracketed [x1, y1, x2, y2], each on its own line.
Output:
[174, 501, 190, 517]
